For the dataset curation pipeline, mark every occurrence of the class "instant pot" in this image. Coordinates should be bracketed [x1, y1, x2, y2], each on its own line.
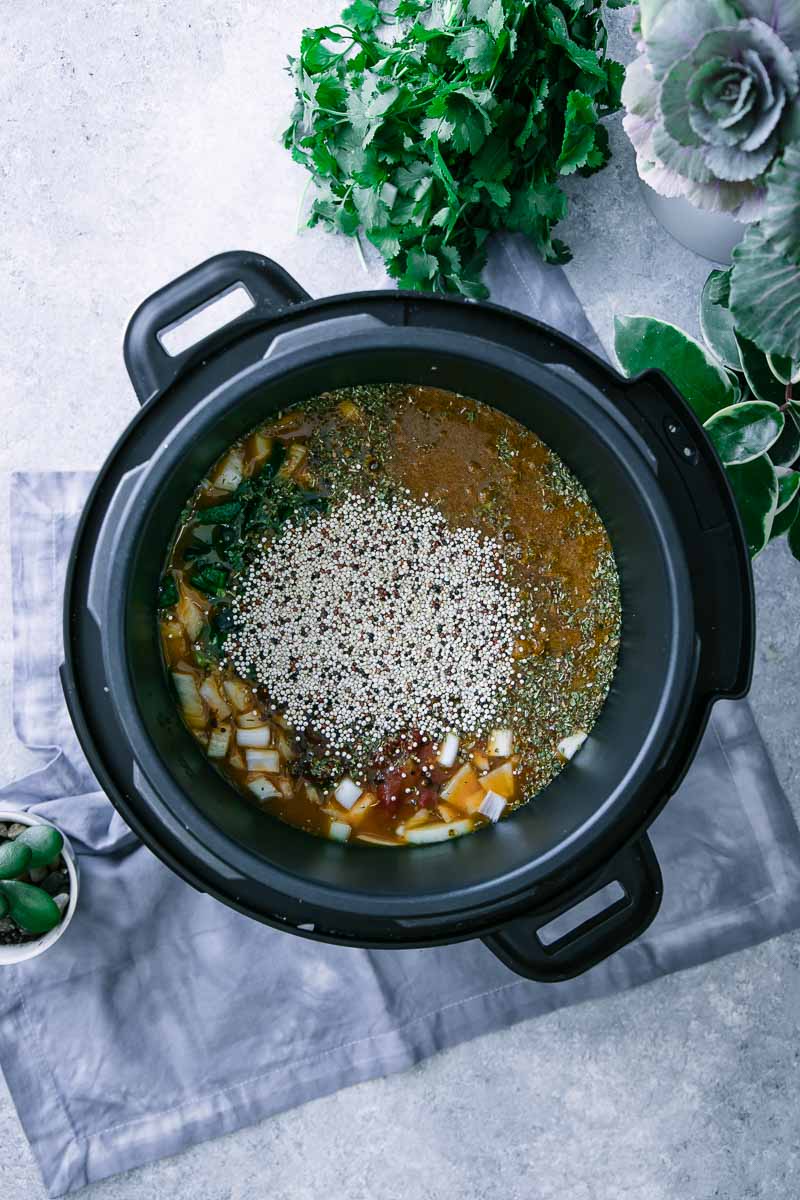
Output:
[61, 251, 754, 981]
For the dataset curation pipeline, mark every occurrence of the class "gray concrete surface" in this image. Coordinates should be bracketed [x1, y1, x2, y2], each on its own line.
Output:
[1, 3, 799, 1197]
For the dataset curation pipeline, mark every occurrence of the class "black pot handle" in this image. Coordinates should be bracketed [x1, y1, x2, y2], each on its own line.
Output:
[123, 251, 310, 405]
[482, 834, 663, 983]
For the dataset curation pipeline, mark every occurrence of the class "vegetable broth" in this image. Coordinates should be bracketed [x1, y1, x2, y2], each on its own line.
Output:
[158, 386, 620, 846]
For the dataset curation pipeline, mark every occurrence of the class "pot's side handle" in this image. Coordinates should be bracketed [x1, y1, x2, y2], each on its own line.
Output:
[482, 835, 663, 983]
[123, 251, 311, 405]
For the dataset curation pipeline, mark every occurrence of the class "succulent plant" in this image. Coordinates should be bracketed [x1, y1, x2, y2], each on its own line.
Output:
[622, 1, 800, 218]
[615, 269, 800, 560]
[0, 824, 66, 937]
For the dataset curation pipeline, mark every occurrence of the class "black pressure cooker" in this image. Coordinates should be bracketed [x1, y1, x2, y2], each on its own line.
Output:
[61, 251, 754, 981]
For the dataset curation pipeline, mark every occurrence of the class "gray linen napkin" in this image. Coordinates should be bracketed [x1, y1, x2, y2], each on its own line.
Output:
[2, 238, 800, 1197]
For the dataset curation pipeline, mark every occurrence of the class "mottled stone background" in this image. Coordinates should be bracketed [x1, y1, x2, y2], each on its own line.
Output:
[1, 4, 798, 1197]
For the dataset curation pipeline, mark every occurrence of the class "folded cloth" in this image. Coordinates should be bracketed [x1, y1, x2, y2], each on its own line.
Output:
[2, 238, 800, 1197]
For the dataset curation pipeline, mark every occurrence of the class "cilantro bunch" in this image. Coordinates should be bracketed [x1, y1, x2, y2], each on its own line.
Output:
[283, 0, 625, 298]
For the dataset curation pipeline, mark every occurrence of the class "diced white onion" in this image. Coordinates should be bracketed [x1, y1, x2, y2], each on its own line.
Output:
[437, 731, 460, 767]
[275, 776, 294, 799]
[306, 784, 322, 805]
[236, 725, 272, 747]
[237, 709, 268, 729]
[558, 730, 588, 761]
[172, 672, 205, 725]
[247, 777, 279, 801]
[213, 449, 244, 492]
[223, 679, 254, 712]
[199, 676, 231, 719]
[245, 748, 281, 772]
[328, 820, 351, 843]
[228, 748, 245, 771]
[207, 725, 231, 758]
[487, 728, 513, 757]
[335, 777, 363, 810]
[478, 790, 507, 823]
[404, 819, 473, 844]
[176, 588, 204, 643]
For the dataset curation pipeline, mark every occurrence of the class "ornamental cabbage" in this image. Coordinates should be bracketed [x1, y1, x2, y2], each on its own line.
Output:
[622, 0, 800, 218]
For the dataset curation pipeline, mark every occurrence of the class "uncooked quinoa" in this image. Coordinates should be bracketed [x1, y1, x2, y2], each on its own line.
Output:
[158, 384, 621, 847]
[225, 491, 522, 777]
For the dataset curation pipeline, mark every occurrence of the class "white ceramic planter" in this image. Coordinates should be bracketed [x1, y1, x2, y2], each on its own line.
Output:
[640, 181, 746, 265]
[0, 811, 79, 965]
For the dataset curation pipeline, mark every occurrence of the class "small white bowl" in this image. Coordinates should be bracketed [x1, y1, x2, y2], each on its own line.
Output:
[0, 810, 79, 965]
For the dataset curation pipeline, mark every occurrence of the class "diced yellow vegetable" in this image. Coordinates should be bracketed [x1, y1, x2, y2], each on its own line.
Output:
[440, 763, 484, 812]
[344, 790, 377, 826]
[404, 820, 473, 844]
[337, 399, 363, 422]
[480, 760, 515, 799]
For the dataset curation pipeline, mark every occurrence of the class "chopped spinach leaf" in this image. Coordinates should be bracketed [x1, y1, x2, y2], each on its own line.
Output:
[158, 573, 178, 608]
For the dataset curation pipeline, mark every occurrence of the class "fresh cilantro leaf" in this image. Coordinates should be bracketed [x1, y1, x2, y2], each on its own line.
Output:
[399, 248, 439, 287]
[285, 0, 623, 296]
[448, 27, 497, 75]
[557, 90, 599, 175]
[342, 0, 380, 31]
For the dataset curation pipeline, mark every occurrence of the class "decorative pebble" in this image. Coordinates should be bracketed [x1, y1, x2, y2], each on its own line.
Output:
[6, 824, 27, 839]
[40, 869, 69, 897]
[53, 893, 70, 915]
[29, 867, 48, 883]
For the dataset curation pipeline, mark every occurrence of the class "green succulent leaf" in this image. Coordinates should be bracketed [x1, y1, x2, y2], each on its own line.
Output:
[768, 408, 800, 466]
[766, 352, 800, 385]
[771, 492, 800, 539]
[16, 824, 64, 869]
[704, 401, 784, 465]
[726, 453, 779, 556]
[699, 269, 741, 370]
[776, 468, 800, 513]
[730, 223, 800, 361]
[614, 314, 736, 422]
[0, 840, 33, 881]
[757, 142, 800, 264]
[0, 892, 7, 919]
[0, 881, 62, 935]
[734, 331, 788, 404]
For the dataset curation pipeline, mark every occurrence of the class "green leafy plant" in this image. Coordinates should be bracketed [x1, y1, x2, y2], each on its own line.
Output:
[622, 0, 800, 219]
[0, 824, 66, 937]
[283, 0, 625, 297]
[615, 270, 799, 560]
